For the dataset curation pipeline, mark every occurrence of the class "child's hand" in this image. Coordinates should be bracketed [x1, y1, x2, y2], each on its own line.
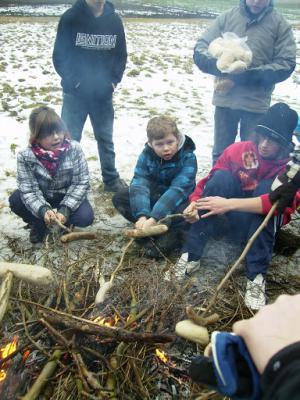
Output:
[55, 212, 66, 225]
[195, 196, 230, 217]
[135, 217, 148, 230]
[183, 202, 199, 223]
[135, 217, 156, 230]
[141, 218, 156, 229]
[44, 210, 57, 225]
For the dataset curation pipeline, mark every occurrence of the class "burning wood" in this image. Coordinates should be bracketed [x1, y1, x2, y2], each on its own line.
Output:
[0, 230, 230, 400]
[0, 337, 17, 382]
[93, 314, 119, 327]
[156, 348, 169, 363]
[39, 308, 175, 344]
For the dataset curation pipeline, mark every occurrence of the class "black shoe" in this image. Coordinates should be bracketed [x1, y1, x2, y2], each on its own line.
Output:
[29, 224, 47, 244]
[104, 178, 128, 193]
[143, 240, 162, 259]
[155, 229, 185, 255]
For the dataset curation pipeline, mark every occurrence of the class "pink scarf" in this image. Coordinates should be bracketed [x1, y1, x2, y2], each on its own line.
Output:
[31, 139, 71, 177]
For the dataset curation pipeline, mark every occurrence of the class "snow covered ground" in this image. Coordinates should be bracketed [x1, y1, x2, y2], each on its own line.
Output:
[0, 16, 299, 246]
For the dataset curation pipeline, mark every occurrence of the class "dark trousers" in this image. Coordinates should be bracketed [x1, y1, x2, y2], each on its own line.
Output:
[182, 170, 281, 279]
[61, 92, 119, 184]
[9, 190, 94, 233]
[213, 107, 263, 164]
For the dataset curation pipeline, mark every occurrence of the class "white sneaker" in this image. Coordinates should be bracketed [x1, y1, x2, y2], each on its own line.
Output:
[175, 253, 201, 278]
[244, 274, 266, 310]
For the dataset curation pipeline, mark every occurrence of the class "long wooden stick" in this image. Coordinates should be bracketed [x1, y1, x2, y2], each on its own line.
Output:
[52, 217, 72, 233]
[158, 213, 185, 224]
[95, 239, 134, 304]
[202, 202, 278, 317]
[110, 239, 134, 282]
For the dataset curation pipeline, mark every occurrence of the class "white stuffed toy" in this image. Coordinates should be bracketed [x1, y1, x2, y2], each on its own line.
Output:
[208, 32, 252, 73]
[208, 32, 253, 92]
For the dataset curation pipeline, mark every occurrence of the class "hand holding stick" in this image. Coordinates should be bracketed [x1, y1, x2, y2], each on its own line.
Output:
[123, 212, 189, 238]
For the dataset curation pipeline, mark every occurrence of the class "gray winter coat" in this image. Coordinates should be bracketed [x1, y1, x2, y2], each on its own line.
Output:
[194, 0, 296, 113]
[17, 141, 90, 218]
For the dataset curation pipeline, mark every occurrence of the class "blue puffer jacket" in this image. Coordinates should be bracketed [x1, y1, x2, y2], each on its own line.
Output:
[129, 134, 197, 221]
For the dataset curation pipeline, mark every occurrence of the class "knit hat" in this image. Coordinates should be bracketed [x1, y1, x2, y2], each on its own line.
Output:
[255, 103, 298, 148]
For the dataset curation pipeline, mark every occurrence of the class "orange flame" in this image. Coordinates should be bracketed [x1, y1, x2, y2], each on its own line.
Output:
[0, 337, 18, 382]
[93, 315, 119, 327]
[155, 348, 177, 368]
[155, 348, 168, 363]
[22, 350, 31, 363]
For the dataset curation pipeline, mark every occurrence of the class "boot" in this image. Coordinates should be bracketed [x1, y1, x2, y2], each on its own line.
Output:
[29, 223, 47, 244]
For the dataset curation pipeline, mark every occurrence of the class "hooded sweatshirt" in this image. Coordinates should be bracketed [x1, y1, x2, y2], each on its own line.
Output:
[53, 0, 127, 100]
[130, 134, 197, 221]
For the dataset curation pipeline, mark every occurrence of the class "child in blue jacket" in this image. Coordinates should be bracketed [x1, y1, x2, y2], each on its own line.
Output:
[113, 116, 197, 257]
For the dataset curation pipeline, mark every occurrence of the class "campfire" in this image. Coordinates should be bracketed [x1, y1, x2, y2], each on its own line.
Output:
[2, 228, 295, 399]
[0, 337, 17, 382]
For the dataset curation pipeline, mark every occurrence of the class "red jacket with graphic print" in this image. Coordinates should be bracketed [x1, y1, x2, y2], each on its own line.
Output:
[190, 141, 300, 225]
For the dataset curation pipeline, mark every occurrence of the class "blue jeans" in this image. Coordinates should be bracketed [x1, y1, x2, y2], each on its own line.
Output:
[61, 92, 119, 183]
[213, 107, 263, 164]
[182, 170, 281, 279]
[9, 190, 94, 233]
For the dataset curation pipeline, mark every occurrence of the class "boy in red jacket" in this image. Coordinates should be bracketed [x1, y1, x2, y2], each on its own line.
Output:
[177, 103, 299, 310]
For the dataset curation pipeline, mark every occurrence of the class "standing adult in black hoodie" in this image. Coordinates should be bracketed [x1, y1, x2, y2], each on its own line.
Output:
[53, 0, 127, 192]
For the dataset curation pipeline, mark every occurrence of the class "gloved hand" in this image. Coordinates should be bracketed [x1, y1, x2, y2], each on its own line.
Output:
[269, 168, 300, 213]
[189, 331, 261, 400]
[193, 51, 223, 76]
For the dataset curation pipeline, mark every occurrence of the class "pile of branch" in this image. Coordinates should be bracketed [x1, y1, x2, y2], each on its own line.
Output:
[2, 223, 298, 399]
[0, 233, 212, 399]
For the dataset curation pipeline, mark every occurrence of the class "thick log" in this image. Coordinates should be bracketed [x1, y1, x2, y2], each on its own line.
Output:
[40, 309, 175, 344]
[123, 224, 168, 238]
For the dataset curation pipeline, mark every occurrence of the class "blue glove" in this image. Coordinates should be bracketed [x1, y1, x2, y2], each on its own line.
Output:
[189, 331, 261, 400]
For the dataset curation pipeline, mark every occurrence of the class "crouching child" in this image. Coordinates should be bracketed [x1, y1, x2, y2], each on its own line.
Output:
[112, 116, 197, 257]
[176, 103, 299, 310]
[9, 106, 94, 244]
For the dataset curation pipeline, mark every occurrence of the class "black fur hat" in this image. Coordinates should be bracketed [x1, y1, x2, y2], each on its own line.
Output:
[255, 103, 298, 148]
